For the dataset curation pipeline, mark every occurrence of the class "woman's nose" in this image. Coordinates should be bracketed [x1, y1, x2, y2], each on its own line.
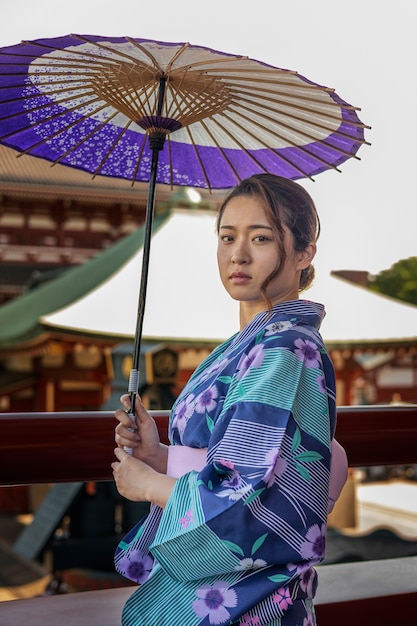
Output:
[231, 246, 248, 264]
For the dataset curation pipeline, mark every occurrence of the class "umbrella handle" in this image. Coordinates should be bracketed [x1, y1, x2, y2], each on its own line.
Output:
[124, 369, 139, 455]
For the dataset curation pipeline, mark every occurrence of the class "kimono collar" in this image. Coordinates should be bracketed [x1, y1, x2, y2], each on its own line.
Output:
[232, 299, 325, 348]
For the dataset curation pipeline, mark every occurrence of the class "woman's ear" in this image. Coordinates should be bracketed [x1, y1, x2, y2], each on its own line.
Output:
[297, 242, 316, 270]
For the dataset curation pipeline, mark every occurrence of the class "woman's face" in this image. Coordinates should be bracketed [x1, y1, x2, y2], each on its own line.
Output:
[217, 195, 314, 314]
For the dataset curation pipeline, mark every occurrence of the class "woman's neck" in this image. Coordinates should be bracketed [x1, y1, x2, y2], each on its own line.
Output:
[239, 296, 300, 330]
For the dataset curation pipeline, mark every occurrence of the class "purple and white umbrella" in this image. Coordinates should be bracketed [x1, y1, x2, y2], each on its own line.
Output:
[0, 34, 369, 400]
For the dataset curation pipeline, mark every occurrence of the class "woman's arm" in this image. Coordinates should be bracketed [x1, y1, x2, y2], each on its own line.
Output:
[328, 438, 348, 513]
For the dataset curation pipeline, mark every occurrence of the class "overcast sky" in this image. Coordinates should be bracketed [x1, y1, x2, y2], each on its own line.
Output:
[1, 0, 416, 276]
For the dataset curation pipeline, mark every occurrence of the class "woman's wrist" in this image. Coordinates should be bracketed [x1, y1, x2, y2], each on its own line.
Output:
[145, 470, 177, 508]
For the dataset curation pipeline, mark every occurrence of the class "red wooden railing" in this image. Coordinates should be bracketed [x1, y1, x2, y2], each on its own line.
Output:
[1, 405, 417, 485]
[0, 405, 417, 625]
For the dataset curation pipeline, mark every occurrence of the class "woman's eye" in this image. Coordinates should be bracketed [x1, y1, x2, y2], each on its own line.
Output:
[220, 235, 233, 243]
[254, 235, 270, 242]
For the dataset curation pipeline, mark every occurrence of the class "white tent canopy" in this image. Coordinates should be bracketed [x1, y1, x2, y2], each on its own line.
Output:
[42, 210, 417, 346]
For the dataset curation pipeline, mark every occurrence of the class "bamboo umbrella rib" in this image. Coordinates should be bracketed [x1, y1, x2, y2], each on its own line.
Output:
[0, 55, 112, 71]
[231, 90, 370, 135]
[125, 36, 167, 71]
[166, 78, 230, 125]
[0, 84, 95, 104]
[7, 98, 112, 153]
[126, 37, 189, 77]
[231, 97, 343, 137]
[131, 132, 149, 185]
[192, 68, 336, 94]
[72, 34, 165, 73]
[21, 37, 143, 69]
[52, 112, 131, 167]
[170, 53, 255, 73]
[165, 68, 218, 120]
[0, 89, 98, 125]
[89, 120, 133, 178]
[0, 71, 102, 84]
[221, 105, 362, 162]
[213, 109, 342, 176]
[233, 97, 368, 144]
[224, 79, 358, 112]
[118, 63, 154, 121]
[203, 114, 317, 179]
[228, 100, 364, 150]
[198, 117, 249, 183]
[226, 81, 364, 118]
[181, 126, 212, 190]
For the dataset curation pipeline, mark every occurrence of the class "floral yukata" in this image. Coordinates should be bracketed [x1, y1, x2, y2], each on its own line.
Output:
[115, 300, 336, 626]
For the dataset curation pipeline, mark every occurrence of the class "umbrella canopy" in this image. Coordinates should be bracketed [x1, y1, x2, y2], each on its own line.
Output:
[0, 35, 369, 187]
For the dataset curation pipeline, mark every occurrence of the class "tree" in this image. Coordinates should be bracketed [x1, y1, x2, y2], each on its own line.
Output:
[369, 257, 417, 306]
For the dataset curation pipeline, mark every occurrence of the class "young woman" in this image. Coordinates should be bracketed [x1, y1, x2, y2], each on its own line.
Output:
[112, 174, 347, 626]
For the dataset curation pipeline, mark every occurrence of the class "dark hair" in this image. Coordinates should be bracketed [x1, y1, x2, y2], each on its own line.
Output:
[217, 174, 320, 303]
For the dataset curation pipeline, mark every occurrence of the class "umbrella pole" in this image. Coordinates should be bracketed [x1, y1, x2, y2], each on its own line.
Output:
[126, 78, 167, 442]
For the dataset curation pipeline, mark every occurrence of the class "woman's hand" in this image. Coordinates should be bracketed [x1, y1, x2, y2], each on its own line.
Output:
[114, 394, 168, 473]
[112, 447, 176, 508]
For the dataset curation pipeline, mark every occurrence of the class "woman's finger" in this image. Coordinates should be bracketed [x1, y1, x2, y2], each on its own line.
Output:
[115, 408, 135, 428]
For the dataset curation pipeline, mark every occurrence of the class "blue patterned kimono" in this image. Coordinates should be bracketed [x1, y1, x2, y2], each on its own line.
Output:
[115, 300, 336, 626]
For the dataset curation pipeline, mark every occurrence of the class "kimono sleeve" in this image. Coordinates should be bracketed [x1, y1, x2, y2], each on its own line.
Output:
[150, 338, 335, 583]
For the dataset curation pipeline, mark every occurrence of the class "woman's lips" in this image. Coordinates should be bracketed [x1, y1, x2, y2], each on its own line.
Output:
[230, 272, 251, 284]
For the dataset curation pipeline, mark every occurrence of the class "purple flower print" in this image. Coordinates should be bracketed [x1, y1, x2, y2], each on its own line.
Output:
[221, 469, 242, 489]
[193, 581, 237, 624]
[300, 523, 326, 560]
[217, 472, 252, 501]
[195, 385, 219, 414]
[265, 320, 294, 336]
[263, 448, 287, 487]
[317, 373, 326, 393]
[236, 344, 265, 380]
[294, 338, 320, 369]
[171, 394, 195, 434]
[273, 586, 293, 612]
[299, 566, 315, 595]
[124, 550, 154, 584]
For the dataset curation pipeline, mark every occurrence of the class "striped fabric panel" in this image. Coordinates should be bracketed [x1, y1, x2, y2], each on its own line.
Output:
[152, 522, 242, 581]
[214, 419, 286, 468]
[246, 494, 306, 550]
[122, 567, 243, 626]
[291, 381, 331, 447]
[220, 349, 330, 446]
[278, 438, 330, 521]
[154, 472, 205, 542]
